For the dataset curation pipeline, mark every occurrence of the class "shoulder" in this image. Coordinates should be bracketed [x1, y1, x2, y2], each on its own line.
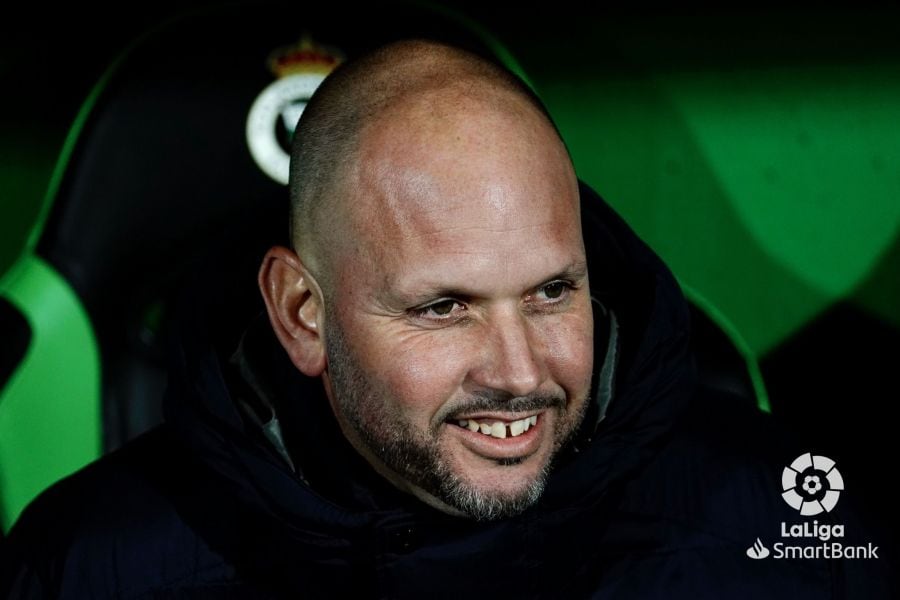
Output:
[2, 427, 237, 599]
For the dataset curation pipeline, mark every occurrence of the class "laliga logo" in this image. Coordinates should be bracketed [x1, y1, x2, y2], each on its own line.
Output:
[745, 453, 877, 561]
[781, 453, 843, 516]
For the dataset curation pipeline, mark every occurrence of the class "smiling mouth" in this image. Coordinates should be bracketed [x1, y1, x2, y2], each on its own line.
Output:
[452, 414, 539, 439]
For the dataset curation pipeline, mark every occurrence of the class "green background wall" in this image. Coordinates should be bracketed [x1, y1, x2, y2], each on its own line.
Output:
[507, 10, 900, 358]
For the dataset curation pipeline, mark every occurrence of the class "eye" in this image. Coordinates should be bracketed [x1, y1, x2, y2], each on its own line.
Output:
[536, 281, 572, 302]
[410, 298, 466, 321]
[426, 299, 458, 316]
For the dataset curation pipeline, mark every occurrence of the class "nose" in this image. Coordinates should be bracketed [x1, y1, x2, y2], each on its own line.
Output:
[469, 307, 545, 398]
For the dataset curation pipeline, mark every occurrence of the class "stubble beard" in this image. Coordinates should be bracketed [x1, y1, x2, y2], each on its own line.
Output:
[324, 315, 589, 521]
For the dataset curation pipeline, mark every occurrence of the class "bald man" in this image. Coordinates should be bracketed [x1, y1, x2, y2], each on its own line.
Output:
[3, 40, 892, 599]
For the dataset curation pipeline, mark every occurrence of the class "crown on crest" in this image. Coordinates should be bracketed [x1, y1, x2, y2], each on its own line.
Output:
[267, 34, 344, 78]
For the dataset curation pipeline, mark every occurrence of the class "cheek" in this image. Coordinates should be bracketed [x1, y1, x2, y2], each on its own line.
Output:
[540, 307, 595, 395]
[355, 328, 475, 421]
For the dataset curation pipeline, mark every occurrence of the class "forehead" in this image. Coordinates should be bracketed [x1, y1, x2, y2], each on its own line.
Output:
[333, 88, 583, 296]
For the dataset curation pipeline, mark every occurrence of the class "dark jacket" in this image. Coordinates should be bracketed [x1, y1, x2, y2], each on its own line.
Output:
[2, 184, 893, 599]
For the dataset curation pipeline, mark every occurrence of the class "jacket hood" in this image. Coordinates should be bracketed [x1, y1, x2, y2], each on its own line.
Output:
[161, 181, 696, 592]
[542, 181, 696, 509]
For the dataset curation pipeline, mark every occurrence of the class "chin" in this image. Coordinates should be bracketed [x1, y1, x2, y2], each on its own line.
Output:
[443, 476, 548, 522]
[436, 448, 552, 521]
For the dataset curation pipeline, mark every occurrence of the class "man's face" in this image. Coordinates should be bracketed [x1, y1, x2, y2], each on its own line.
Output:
[320, 91, 594, 520]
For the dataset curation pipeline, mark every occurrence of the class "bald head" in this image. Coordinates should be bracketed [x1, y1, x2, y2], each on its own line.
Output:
[288, 40, 569, 279]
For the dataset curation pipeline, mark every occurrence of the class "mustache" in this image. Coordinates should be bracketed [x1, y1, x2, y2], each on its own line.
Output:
[440, 390, 566, 423]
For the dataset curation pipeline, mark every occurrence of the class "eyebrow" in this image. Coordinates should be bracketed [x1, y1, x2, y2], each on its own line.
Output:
[396, 260, 589, 307]
[553, 260, 589, 285]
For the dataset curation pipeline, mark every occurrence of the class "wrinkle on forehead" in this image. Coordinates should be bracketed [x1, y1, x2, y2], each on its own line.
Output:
[355, 168, 570, 252]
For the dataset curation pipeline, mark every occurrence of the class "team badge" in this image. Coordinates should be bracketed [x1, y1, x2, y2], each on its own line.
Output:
[246, 35, 344, 184]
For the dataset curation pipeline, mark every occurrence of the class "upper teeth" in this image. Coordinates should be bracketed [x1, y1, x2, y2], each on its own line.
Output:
[457, 415, 538, 439]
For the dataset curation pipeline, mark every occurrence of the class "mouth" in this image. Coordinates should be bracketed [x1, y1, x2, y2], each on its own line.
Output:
[453, 414, 539, 439]
[444, 412, 547, 461]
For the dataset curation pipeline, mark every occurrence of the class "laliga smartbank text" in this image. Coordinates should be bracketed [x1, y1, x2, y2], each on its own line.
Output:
[772, 520, 879, 559]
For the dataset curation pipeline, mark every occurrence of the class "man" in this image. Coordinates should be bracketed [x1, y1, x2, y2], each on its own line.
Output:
[258, 38, 595, 523]
[2, 40, 893, 598]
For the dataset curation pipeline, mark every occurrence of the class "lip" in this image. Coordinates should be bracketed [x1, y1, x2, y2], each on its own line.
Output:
[445, 411, 547, 461]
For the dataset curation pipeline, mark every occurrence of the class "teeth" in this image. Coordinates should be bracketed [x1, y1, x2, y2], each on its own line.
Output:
[458, 415, 539, 438]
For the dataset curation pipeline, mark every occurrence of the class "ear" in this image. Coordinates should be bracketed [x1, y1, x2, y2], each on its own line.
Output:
[258, 246, 327, 376]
